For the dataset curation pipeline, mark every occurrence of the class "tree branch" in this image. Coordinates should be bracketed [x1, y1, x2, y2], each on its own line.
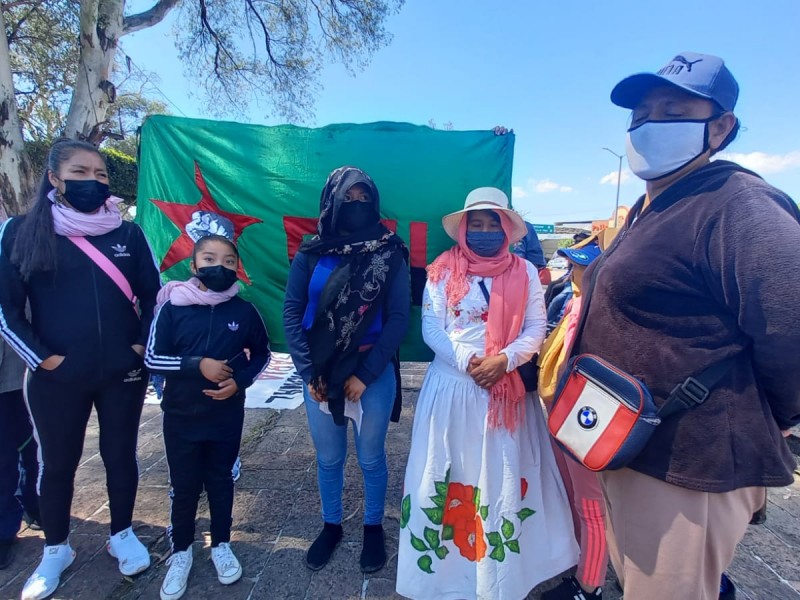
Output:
[122, 0, 181, 36]
[244, 0, 286, 68]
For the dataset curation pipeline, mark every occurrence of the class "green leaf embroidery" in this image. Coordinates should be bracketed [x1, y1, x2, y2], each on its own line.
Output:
[486, 531, 502, 547]
[516, 508, 536, 522]
[422, 506, 444, 525]
[410, 532, 428, 552]
[418, 554, 434, 574]
[489, 543, 506, 562]
[424, 527, 440, 550]
[501, 517, 515, 540]
[479, 505, 489, 520]
[505, 539, 520, 553]
[435, 480, 448, 496]
[442, 524, 454, 541]
[400, 495, 411, 529]
[473, 487, 481, 507]
[435, 545, 449, 560]
[430, 494, 445, 508]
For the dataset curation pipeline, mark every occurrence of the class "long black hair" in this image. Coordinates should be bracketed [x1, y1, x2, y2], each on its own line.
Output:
[11, 139, 105, 280]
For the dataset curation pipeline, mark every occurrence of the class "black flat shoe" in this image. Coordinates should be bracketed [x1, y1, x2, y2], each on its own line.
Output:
[360, 524, 386, 573]
[306, 523, 343, 571]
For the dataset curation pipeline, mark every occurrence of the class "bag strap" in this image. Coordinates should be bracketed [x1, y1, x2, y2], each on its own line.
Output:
[657, 354, 737, 418]
[67, 236, 139, 316]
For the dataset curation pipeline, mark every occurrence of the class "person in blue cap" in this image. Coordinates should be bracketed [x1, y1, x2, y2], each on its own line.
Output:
[575, 52, 800, 600]
[539, 239, 606, 600]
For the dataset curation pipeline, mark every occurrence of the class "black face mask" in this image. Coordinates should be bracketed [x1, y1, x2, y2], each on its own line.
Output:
[337, 202, 377, 233]
[195, 265, 238, 292]
[60, 179, 111, 213]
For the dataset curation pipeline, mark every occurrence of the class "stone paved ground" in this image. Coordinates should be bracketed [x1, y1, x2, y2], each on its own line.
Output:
[1, 363, 799, 599]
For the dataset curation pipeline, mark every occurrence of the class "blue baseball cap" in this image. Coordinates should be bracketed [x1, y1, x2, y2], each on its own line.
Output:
[558, 241, 601, 267]
[611, 52, 739, 112]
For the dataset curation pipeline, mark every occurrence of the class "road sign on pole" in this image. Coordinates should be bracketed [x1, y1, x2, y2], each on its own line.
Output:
[532, 224, 555, 234]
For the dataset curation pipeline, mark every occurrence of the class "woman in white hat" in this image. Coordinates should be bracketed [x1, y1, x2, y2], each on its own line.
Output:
[396, 188, 577, 600]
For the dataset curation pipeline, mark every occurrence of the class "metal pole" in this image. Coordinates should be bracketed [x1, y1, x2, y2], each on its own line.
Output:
[603, 148, 624, 227]
[614, 154, 622, 227]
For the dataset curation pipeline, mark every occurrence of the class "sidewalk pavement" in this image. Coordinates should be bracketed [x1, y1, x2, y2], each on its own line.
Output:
[2, 363, 799, 600]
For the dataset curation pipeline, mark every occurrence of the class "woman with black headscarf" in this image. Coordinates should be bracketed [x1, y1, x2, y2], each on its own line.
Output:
[284, 166, 410, 573]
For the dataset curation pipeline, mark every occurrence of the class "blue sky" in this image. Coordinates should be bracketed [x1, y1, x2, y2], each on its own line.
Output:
[122, 0, 800, 224]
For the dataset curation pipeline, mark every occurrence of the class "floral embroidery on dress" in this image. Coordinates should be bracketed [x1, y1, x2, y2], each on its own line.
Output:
[400, 469, 536, 573]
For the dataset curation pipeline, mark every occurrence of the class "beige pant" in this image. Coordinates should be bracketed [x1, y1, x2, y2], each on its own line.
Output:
[599, 468, 765, 600]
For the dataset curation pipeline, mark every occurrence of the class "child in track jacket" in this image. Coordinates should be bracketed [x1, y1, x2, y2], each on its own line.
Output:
[145, 233, 270, 600]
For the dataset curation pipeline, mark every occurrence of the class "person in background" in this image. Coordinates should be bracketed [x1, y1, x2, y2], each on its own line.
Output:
[283, 166, 410, 574]
[579, 52, 800, 600]
[0, 139, 161, 600]
[538, 240, 606, 600]
[514, 221, 551, 286]
[146, 232, 270, 600]
[0, 335, 40, 570]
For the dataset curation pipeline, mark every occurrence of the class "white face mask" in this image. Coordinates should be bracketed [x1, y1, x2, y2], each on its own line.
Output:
[625, 119, 713, 181]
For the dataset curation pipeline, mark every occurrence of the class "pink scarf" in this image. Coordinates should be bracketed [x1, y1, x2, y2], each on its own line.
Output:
[49, 189, 123, 237]
[156, 278, 239, 311]
[428, 214, 529, 431]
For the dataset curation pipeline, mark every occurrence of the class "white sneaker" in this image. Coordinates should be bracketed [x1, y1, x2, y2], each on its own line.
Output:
[107, 526, 151, 576]
[20, 543, 76, 600]
[211, 542, 242, 585]
[160, 548, 192, 600]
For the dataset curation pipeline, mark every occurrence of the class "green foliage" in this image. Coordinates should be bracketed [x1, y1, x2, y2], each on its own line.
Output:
[5, 1, 80, 140]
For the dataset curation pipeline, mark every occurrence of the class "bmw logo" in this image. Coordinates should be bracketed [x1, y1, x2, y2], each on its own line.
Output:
[578, 406, 598, 430]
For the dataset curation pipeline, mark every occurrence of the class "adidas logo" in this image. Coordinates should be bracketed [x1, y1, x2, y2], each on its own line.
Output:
[228, 322, 240, 332]
[112, 243, 130, 257]
[124, 368, 143, 383]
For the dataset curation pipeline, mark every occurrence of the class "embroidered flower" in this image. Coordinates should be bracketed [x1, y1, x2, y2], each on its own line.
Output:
[521, 478, 528, 501]
[443, 482, 476, 526]
[342, 244, 353, 254]
[480, 311, 489, 322]
[453, 514, 487, 562]
[358, 304, 370, 316]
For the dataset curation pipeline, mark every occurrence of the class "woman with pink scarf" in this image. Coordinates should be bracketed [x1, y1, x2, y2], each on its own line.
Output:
[397, 188, 577, 600]
[0, 139, 161, 600]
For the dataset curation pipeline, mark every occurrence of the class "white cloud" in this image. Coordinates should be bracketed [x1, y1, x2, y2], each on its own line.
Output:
[511, 185, 529, 200]
[599, 169, 633, 186]
[532, 179, 573, 194]
[512, 178, 574, 200]
[717, 151, 800, 174]
[534, 179, 559, 193]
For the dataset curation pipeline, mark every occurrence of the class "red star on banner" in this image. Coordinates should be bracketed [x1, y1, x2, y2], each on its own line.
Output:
[150, 161, 262, 284]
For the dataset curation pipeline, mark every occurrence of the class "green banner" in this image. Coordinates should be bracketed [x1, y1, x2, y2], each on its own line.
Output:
[136, 116, 514, 359]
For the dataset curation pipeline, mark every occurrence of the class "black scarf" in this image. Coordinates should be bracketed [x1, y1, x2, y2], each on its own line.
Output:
[300, 166, 408, 425]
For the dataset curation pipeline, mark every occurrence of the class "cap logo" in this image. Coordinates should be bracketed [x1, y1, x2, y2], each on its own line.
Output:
[658, 55, 703, 76]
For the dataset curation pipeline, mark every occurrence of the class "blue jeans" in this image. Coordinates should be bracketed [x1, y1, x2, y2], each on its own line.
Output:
[304, 363, 395, 526]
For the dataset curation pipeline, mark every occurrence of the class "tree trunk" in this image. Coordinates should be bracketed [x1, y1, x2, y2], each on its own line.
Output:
[63, 0, 125, 143]
[0, 7, 35, 217]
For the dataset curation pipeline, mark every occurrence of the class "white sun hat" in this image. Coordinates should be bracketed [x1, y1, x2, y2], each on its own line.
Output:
[441, 187, 527, 244]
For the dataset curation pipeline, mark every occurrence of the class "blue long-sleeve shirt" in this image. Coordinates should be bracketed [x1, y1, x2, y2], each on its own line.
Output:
[283, 251, 410, 387]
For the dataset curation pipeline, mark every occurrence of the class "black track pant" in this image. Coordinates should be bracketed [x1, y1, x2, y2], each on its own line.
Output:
[25, 369, 147, 545]
[163, 408, 243, 552]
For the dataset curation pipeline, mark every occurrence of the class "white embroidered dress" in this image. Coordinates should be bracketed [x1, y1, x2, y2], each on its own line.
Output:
[397, 262, 578, 600]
